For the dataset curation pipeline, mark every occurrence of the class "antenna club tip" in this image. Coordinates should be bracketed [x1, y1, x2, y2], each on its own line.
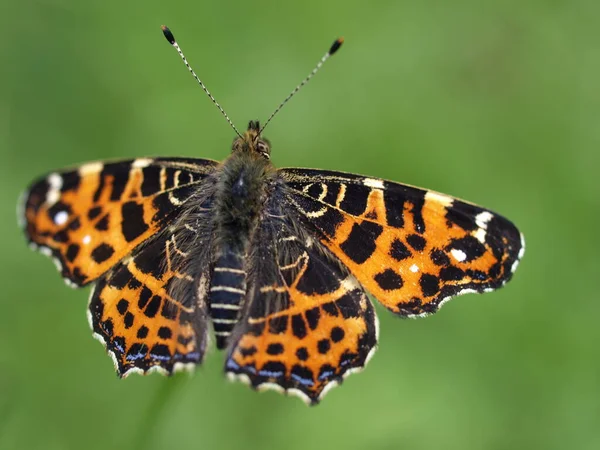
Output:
[329, 37, 344, 55]
[161, 25, 176, 45]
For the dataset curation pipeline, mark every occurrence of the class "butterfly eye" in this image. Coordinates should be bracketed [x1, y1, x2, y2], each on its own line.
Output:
[257, 141, 270, 158]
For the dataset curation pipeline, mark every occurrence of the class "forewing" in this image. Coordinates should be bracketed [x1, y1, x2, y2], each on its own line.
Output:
[89, 217, 212, 376]
[225, 196, 378, 404]
[280, 168, 525, 316]
[20, 157, 218, 286]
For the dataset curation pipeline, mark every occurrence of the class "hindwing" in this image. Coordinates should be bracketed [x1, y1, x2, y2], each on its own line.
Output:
[89, 191, 216, 376]
[225, 193, 378, 404]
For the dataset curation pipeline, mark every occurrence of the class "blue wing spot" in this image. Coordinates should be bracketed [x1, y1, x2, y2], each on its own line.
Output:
[125, 343, 148, 361]
[318, 370, 334, 381]
[258, 369, 283, 378]
[226, 359, 240, 370]
[318, 364, 336, 381]
[112, 337, 125, 353]
[291, 373, 314, 387]
[185, 352, 201, 361]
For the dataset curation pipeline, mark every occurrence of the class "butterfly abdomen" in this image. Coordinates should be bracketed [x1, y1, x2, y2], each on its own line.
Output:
[209, 250, 246, 348]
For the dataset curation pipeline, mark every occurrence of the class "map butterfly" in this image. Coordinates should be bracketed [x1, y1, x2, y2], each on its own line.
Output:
[18, 26, 525, 404]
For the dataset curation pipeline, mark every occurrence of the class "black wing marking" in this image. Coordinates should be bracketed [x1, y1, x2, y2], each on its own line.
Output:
[21, 157, 219, 286]
[88, 188, 217, 376]
[279, 168, 524, 317]
[224, 190, 378, 404]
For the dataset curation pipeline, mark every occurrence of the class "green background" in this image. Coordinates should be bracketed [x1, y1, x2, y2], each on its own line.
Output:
[2, 1, 598, 449]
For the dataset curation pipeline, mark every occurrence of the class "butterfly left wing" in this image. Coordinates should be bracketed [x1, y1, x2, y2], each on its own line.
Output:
[20, 157, 218, 286]
[280, 168, 525, 317]
[224, 195, 378, 404]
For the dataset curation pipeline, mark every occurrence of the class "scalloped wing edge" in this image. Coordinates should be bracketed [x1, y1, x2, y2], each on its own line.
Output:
[406, 231, 525, 319]
[85, 284, 200, 378]
[225, 311, 380, 406]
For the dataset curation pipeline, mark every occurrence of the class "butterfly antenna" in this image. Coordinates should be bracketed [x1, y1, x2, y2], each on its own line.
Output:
[259, 37, 344, 135]
[161, 25, 242, 138]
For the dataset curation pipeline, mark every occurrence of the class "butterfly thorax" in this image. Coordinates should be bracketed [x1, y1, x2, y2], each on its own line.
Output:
[214, 146, 275, 249]
[209, 122, 276, 347]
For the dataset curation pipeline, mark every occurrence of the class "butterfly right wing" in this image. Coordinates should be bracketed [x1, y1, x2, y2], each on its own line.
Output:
[20, 157, 218, 286]
[89, 190, 216, 376]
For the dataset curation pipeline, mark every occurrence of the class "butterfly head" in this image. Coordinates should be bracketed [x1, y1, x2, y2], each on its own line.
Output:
[232, 120, 271, 159]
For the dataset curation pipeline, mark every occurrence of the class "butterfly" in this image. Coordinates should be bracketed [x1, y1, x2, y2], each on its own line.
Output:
[18, 26, 525, 405]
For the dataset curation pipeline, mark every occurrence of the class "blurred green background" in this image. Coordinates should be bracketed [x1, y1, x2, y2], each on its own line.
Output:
[2, 0, 599, 449]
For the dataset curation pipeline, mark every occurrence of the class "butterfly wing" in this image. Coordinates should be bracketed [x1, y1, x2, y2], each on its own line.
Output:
[280, 168, 525, 316]
[224, 191, 378, 404]
[20, 157, 218, 286]
[89, 190, 216, 376]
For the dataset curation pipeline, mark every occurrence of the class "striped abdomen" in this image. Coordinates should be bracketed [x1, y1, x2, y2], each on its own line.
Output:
[209, 250, 246, 348]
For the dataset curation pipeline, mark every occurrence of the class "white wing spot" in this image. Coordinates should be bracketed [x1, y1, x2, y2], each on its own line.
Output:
[305, 207, 327, 218]
[46, 173, 63, 205]
[472, 212, 493, 243]
[168, 192, 184, 205]
[335, 183, 347, 208]
[52, 257, 63, 271]
[451, 248, 467, 262]
[475, 211, 493, 228]
[409, 264, 419, 273]
[511, 259, 520, 274]
[425, 191, 453, 207]
[474, 227, 487, 244]
[78, 162, 104, 176]
[318, 183, 328, 201]
[82, 235, 92, 245]
[518, 233, 526, 259]
[363, 178, 385, 189]
[132, 158, 152, 169]
[48, 173, 62, 190]
[46, 190, 60, 206]
[54, 210, 68, 225]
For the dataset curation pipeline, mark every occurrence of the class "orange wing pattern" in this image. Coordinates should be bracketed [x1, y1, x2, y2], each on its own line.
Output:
[225, 200, 377, 404]
[89, 224, 211, 376]
[20, 158, 217, 286]
[281, 169, 525, 316]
